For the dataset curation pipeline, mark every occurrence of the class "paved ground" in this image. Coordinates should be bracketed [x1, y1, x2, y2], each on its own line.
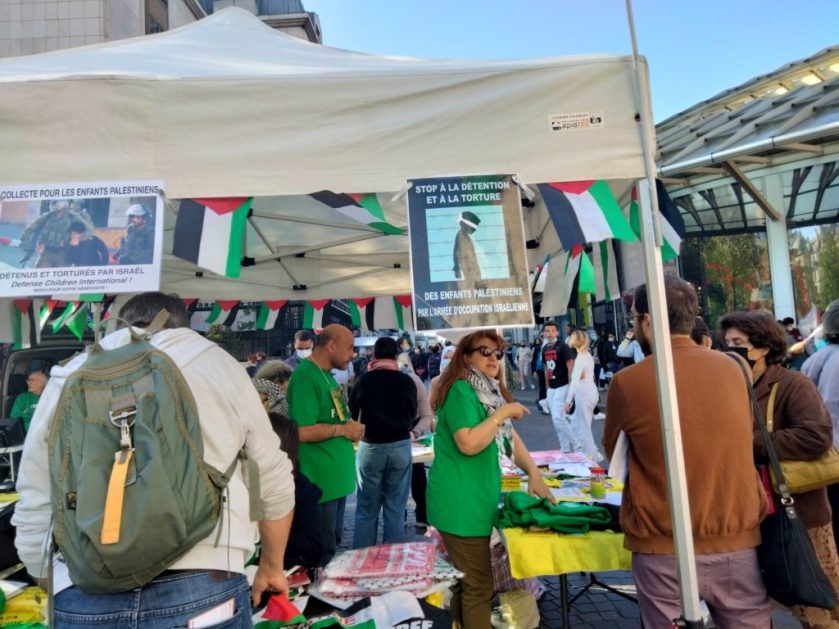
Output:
[338, 382, 801, 627]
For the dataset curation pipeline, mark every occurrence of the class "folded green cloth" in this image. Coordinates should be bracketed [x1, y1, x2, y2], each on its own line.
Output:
[495, 491, 612, 534]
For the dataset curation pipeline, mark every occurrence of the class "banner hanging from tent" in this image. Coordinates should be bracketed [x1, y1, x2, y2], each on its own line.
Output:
[0, 180, 164, 298]
[406, 174, 534, 331]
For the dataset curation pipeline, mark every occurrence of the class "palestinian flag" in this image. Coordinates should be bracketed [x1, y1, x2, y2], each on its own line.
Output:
[173, 198, 252, 278]
[256, 300, 288, 330]
[578, 251, 596, 294]
[539, 246, 583, 316]
[12, 299, 38, 349]
[372, 296, 397, 330]
[64, 302, 90, 341]
[627, 181, 683, 261]
[309, 191, 404, 235]
[393, 295, 413, 332]
[52, 302, 79, 333]
[593, 240, 621, 302]
[206, 300, 240, 326]
[349, 297, 374, 332]
[538, 181, 637, 251]
[303, 299, 330, 329]
[39, 299, 59, 331]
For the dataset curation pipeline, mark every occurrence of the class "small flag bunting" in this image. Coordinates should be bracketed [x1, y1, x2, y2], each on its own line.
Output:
[349, 297, 375, 333]
[206, 300, 240, 326]
[303, 299, 330, 329]
[256, 300, 288, 330]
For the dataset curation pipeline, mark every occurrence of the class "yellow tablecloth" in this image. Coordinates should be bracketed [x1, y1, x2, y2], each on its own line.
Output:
[503, 527, 631, 579]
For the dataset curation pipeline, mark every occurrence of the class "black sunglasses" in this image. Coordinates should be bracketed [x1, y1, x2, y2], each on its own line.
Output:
[467, 346, 505, 359]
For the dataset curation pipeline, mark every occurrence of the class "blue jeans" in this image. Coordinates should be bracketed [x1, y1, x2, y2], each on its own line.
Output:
[319, 495, 347, 565]
[53, 570, 251, 628]
[353, 438, 413, 548]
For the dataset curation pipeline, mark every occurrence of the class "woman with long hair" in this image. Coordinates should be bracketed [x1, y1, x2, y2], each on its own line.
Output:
[565, 330, 604, 463]
[720, 310, 839, 627]
[426, 330, 554, 629]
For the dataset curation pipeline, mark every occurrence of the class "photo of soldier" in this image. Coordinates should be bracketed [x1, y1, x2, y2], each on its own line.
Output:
[18, 199, 93, 268]
[66, 220, 110, 266]
[115, 204, 154, 265]
[452, 210, 482, 283]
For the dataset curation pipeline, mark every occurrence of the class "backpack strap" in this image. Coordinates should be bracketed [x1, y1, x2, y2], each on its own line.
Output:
[213, 448, 263, 547]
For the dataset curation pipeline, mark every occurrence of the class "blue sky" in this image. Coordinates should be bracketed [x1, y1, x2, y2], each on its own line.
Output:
[304, 0, 839, 122]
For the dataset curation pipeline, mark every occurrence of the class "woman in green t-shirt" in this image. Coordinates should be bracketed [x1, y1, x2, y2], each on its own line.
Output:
[426, 330, 553, 629]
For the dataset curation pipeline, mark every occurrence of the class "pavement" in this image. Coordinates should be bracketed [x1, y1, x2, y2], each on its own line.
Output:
[337, 382, 801, 628]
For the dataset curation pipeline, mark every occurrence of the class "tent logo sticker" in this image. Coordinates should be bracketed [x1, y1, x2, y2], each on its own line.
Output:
[550, 111, 604, 131]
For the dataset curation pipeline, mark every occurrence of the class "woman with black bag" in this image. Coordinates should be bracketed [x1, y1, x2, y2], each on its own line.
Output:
[720, 310, 839, 626]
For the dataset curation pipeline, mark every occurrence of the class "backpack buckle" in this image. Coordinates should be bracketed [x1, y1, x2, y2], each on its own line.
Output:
[108, 408, 136, 427]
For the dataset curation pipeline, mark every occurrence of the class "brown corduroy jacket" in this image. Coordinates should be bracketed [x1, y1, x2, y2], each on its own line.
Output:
[604, 336, 766, 555]
[753, 363, 833, 529]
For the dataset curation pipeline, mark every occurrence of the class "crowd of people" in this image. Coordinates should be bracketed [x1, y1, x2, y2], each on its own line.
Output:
[6, 286, 839, 628]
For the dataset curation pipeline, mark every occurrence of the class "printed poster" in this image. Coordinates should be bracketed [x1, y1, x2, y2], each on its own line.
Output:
[0, 181, 164, 297]
[406, 174, 534, 330]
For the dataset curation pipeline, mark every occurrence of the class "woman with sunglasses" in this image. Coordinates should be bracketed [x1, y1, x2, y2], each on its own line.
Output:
[426, 330, 554, 629]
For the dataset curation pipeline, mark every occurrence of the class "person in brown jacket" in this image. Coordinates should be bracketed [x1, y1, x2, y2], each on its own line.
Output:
[720, 310, 839, 628]
[604, 277, 770, 628]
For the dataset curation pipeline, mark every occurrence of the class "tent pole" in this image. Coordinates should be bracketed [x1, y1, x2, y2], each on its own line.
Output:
[623, 1, 706, 627]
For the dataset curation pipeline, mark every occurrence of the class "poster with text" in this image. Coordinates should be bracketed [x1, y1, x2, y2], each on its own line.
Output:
[0, 181, 164, 297]
[407, 174, 534, 330]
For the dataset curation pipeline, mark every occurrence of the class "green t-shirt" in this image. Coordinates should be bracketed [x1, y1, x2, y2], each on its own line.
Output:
[11, 391, 39, 433]
[427, 379, 500, 536]
[287, 358, 355, 503]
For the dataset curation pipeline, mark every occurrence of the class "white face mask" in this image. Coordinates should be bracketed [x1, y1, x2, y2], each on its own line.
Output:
[440, 357, 451, 372]
[296, 348, 312, 359]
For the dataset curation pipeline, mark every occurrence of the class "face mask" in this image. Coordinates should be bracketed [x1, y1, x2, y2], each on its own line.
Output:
[726, 346, 756, 368]
[608, 336, 615, 342]
[296, 348, 312, 359]
[440, 357, 451, 372]
[590, 333, 598, 342]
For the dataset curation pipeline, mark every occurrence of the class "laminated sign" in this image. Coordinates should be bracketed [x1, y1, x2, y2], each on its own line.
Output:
[406, 174, 534, 331]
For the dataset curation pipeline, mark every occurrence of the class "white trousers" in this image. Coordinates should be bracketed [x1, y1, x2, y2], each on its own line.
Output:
[569, 382, 603, 463]
[547, 386, 579, 452]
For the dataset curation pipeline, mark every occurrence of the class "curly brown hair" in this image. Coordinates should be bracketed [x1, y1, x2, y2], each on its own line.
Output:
[717, 310, 788, 364]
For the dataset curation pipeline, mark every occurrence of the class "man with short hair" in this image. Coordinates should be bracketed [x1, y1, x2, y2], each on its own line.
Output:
[603, 276, 770, 627]
[287, 324, 365, 563]
[284, 329, 316, 370]
[10, 371, 47, 433]
[541, 321, 578, 451]
[13, 292, 296, 624]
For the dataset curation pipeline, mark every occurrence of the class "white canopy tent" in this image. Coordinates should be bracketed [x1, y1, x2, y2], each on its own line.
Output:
[0, 6, 709, 622]
[0, 7, 648, 300]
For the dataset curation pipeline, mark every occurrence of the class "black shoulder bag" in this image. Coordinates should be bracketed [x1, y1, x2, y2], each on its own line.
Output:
[729, 355, 836, 609]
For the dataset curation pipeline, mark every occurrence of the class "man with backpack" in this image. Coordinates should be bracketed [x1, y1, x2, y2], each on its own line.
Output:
[13, 292, 296, 627]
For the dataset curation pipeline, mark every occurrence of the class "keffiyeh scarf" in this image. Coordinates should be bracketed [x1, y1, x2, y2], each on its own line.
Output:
[466, 365, 514, 470]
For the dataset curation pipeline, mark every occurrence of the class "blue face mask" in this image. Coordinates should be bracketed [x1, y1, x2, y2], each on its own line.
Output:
[816, 338, 828, 351]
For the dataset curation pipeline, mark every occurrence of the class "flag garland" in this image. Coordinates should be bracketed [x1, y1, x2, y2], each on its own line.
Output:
[303, 299, 330, 329]
[256, 300, 288, 330]
[349, 297, 375, 333]
[205, 300, 240, 326]
[173, 197, 253, 278]
[538, 181, 636, 251]
[309, 191, 404, 235]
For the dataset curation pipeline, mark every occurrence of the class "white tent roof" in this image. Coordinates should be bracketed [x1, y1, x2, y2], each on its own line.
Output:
[0, 7, 648, 299]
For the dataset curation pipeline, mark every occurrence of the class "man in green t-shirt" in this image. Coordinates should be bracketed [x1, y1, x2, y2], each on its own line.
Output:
[287, 324, 364, 563]
[11, 371, 47, 433]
